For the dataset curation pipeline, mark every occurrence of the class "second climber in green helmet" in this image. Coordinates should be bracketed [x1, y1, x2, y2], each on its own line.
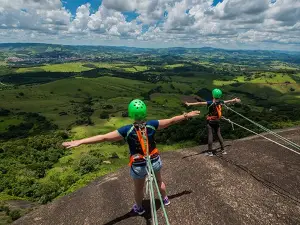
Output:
[185, 88, 241, 156]
[62, 99, 200, 215]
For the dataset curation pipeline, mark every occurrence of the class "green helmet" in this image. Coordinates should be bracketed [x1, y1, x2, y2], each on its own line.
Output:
[212, 88, 222, 98]
[128, 99, 147, 120]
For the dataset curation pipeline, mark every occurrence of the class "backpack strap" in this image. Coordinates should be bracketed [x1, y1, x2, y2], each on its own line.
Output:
[146, 124, 156, 131]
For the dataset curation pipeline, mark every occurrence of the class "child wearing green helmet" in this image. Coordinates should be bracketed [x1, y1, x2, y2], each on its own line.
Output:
[62, 99, 200, 215]
[185, 89, 241, 156]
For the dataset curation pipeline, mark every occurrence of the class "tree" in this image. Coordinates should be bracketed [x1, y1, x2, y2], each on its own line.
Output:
[99, 111, 109, 119]
[121, 111, 128, 117]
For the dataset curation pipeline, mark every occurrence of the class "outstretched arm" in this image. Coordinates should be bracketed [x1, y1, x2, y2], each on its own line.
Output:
[185, 101, 207, 106]
[223, 98, 241, 104]
[158, 110, 200, 130]
[62, 130, 122, 149]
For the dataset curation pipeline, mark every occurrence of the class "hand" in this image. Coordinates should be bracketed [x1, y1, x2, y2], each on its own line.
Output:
[187, 110, 201, 118]
[62, 140, 82, 149]
[234, 98, 241, 103]
[185, 102, 190, 106]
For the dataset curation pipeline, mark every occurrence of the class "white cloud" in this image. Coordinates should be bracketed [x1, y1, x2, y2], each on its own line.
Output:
[214, 0, 269, 20]
[0, 0, 71, 34]
[69, 3, 91, 33]
[0, 0, 299, 50]
[267, 0, 300, 26]
[87, 5, 142, 37]
[102, 0, 136, 12]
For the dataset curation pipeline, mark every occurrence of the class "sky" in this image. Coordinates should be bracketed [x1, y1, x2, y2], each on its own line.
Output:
[0, 0, 300, 51]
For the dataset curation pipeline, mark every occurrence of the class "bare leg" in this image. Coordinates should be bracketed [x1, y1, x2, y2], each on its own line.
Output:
[154, 170, 167, 198]
[133, 177, 146, 207]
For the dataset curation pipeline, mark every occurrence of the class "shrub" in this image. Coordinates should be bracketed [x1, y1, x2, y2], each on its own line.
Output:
[100, 111, 109, 119]
[9, 209, 21, 221]
[75, 154, 102, 175]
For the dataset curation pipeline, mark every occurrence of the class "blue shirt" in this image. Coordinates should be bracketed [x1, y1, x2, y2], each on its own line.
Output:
[117, 120, 159, 156]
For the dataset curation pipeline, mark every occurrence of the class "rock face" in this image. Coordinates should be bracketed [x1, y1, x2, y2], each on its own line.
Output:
[14, 128, 300, 225]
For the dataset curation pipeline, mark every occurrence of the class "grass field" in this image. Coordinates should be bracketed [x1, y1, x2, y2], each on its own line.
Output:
[213, 73, 297, 88]
[14, 62, 137, 74]
[16, 62, 94, 73]
[270, 61, 299, 70]
[0, 116, 23, 132]
[122, 65, 149, 72]
[2, 63, 299, 131]
[0, 76, 156, 129]
[164, 64, 185, 69]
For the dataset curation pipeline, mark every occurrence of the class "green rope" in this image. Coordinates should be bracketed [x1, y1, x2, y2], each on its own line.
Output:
[142, 128, 170, 225]
[147, 156, 171, 225]
[146, 157, 158, 225]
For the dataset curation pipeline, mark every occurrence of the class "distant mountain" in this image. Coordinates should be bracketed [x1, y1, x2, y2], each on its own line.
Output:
[1, 43, 300, 65]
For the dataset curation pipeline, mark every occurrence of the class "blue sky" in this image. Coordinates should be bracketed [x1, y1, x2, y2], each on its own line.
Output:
[63, 0, 101, 15]
[0, 0, 299, 51]
[212, 0, 223, 6]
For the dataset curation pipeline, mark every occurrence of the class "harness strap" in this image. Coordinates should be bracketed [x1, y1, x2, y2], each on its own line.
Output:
[128, 124, 159, 166]
[129, 148, 159, 166]
[207, 103, 222, 120]
[206, 115, 219, 120]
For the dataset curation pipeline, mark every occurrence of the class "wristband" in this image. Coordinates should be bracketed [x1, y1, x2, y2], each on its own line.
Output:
[183, 112, 188, 120]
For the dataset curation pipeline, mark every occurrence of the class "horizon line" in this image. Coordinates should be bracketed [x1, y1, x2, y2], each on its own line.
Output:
[1, 42, 300, 53]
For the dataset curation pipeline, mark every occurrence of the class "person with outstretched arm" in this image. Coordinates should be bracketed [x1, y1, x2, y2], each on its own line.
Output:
[185, 89, 240, 156]
[62, 99, 200, 215]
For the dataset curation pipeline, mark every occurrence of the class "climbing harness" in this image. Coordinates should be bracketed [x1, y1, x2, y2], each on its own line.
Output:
[223, 104, 300, 151]
[206, 101, 222, 120]
[135, 123, 170, 225]
[128, 123, 159, 167]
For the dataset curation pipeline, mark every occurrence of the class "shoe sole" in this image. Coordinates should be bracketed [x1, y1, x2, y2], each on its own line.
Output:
[137, 210, 145, 215]
[164, 201, 170, 206]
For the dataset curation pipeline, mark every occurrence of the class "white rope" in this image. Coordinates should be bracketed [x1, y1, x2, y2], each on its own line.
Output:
[222, 116, 300, 156]
[223, 104, 300, 150]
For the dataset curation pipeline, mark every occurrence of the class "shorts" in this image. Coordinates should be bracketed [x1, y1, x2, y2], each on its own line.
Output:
[130, 156, 162, 179]
[207, 119, 220, 126]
